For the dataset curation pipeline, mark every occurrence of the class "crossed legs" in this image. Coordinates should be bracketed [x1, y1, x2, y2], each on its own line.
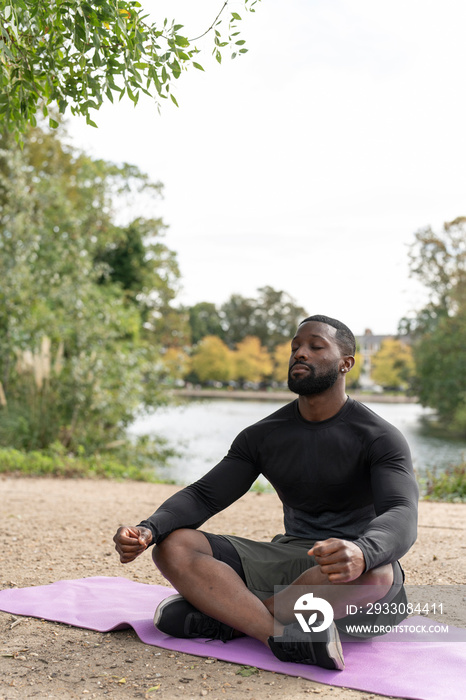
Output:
[153, 529, 393, 647]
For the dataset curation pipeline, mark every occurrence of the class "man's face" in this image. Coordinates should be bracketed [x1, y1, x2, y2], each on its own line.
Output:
[287, 321, 342, 396]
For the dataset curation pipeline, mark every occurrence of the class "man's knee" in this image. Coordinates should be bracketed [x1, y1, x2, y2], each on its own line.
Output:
[152, 529, 213, 574]
[362, 563, 393, 589]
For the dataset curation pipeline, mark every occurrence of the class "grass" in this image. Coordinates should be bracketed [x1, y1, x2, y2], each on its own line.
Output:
[0, 447, 275, 491]
[0, 444, 174, 482]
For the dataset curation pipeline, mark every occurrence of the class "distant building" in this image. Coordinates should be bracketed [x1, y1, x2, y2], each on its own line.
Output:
[355, 329, 390, 390]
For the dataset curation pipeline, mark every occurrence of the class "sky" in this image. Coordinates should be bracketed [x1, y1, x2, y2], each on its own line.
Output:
[68, 0, 466, 335]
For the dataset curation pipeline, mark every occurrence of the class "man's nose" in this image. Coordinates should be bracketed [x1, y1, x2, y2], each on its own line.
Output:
[293, 345, 310, 361]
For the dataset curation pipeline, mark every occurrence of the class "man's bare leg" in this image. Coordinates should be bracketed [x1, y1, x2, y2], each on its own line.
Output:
[153, 529, 283, 645]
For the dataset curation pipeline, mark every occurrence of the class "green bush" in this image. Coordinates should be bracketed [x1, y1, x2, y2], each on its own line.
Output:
[0, 438, 177, 483]
[422, 462, 466, 502]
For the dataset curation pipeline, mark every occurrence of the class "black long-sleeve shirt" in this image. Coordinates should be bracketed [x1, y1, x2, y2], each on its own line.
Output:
[139, 398, 419, 571]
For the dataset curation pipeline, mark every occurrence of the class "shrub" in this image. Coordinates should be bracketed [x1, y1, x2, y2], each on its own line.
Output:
[0, 437, 177, 483]
[422, 462, 466, 502]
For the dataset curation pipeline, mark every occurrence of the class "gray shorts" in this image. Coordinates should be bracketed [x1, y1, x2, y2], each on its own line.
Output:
[202, 532, 407, 638]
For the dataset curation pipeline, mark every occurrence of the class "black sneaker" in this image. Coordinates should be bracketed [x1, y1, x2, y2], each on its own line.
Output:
[268, 621, 345, 670]
[154, 594, 235, 642]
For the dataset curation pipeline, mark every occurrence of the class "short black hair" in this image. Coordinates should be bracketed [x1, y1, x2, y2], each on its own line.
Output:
[299, 314, 356, 356]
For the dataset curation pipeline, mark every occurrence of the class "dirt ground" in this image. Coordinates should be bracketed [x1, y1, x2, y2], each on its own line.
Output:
[1, 477, 465, 700]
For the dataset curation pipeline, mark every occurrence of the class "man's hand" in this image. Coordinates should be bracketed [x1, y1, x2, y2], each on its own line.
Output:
[113, 526, 153, 563]
[308, 538, 366, 583]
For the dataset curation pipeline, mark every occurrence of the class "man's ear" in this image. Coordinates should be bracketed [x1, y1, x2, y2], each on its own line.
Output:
[343, 355, 355, 373]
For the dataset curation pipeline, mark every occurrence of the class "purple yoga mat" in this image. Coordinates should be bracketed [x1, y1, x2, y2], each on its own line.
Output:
[0, 577, 464, 700]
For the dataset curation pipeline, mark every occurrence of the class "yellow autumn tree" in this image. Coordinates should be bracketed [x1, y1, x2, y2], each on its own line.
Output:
[162, 347, 192, 382]
[371, 339, 415, 390]
[271, 342, 291, 384]
[233, 336, 273, 385]
[345, 351, 363, 389]
[191, 336, 234, 384]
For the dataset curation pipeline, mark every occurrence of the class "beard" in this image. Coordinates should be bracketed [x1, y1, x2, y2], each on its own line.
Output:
[287, 363, 340, 396]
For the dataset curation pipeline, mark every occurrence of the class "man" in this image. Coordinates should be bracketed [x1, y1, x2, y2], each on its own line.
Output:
[114, 315, 418, 670]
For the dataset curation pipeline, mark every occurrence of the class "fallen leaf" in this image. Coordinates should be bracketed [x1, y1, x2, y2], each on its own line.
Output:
[236, 666, 259, 677]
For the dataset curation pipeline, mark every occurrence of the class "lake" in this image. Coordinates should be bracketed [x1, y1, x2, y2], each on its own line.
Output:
[129, 398, 466, 485]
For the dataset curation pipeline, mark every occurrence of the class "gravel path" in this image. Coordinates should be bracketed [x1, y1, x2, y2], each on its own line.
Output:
[1, 477, 465, 700]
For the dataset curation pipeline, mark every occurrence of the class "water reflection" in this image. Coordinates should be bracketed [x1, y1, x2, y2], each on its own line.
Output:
[129, 399, 466, 485]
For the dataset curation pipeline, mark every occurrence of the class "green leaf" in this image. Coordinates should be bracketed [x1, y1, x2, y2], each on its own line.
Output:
[170, 93, 179, 107]
[174, 35, 189, 48]
[192, 62, 204, 71]
[231, 12, 242, 20]
[171, 60, 181, 79]
[235, 40, 246, 46]
[49, 118, 59, 129]
[236, 666, 259, 677]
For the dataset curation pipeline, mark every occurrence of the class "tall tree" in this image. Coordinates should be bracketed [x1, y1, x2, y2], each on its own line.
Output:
[188, 302, 224, 345]
[95, 218, 182, 333]
[233, 336, 273, 385]
[0, 124, 180, 451]
[191, 336, 233, 384]
[403, 217, 466, 433]
[221, 286, 307, 350]
[371, 339, 414, 390]
[272, 342, 291, 384]
[220, 293, 256, 348]
[0, 0, 259, 137]
[412, 310, 466, 433]
[160, 347, 192, 385]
